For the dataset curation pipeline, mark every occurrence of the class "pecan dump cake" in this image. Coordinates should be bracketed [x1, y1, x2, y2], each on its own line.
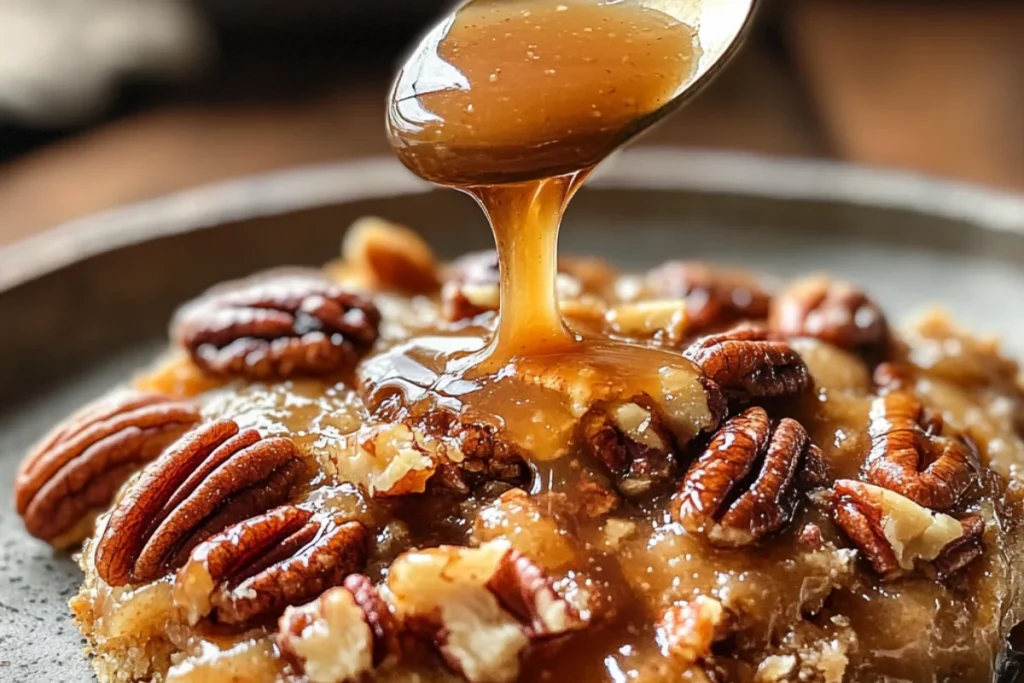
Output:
[13, 217, 1024, 682]
[13, 1, 1024, 681]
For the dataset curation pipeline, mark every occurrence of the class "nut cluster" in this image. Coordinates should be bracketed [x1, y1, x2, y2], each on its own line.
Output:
[172, 271, 381, 380]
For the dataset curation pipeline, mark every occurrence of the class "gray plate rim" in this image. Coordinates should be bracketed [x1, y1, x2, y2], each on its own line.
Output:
[1, 147, 1022, 294]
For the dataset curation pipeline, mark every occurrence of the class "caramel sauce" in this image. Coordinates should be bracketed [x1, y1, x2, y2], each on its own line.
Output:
[383, 0, 702, 461]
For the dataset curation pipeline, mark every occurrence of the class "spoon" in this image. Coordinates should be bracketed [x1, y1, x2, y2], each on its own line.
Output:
[387, 0, 761, 186]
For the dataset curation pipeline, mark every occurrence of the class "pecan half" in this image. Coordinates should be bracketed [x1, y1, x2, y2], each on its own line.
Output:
[831, 479, 978, 577]
[645, 261, 771, 334]
[174, 505, 368, 626]
[278, 575, 398, 683]
[672, 407, 825, 546]
[770, 277, 889, 357]
[683, 325, 811, 402]
[388, 541, 585, 683]
[172, 272, 381, 380]
[341, 216, 441, 294]
[862, 392, 979, 511]
[655, 596, 727, 663]
[94, 419, 306, 586]
[15, 391, 200, 545]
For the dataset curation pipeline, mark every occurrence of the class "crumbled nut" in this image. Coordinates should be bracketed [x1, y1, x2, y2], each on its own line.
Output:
[579, 398, 679, 498]
[15, 391, 200, 546]
[341, 216, 440, 294]
[655, 596, 725, 663]
[683, 325, 811, 402]
[831, 480, 969, 576]
[333, 422, 439, 497]
[365, 399, 531, 496]
[174, 505, 367, 626]
[474, 489, 582, 572]
[95, 420, 306, 586]
[863, 392, 980, 511]
[770, 277, 889, 357]
[673, 407, 825, 546]
[388, 541, 584, 683]
[278, 575, 398, 683]
[605, 299, 688, 345]
[645, 261, 771, 333]
[172, 271, 381, 380]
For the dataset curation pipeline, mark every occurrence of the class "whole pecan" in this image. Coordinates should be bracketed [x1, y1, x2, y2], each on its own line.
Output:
[278, 575, 398, 683]
[172, 272, 381, 380]
[831, 479, 981, 577]
[862, 392, 979, 511]
[644, 260, 771, 334]
[175, 505, 368, 626]
[672, 407, 826, 546]
[15, 391, 201, 545]
[683, 325, 811, 402]
[770, 277, 889, 357]
[94, 419, 306, 586]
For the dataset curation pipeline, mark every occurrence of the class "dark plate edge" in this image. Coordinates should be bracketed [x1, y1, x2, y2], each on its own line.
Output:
[1, 148, 1022, 293]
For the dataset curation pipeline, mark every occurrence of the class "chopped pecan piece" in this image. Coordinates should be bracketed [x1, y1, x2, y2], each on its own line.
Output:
[831, 479, 975, 577]
[770, 277, 889, 357]
[172, 271, 381, 379]
[933, 514, 985, 579]
[174, 505, 368, 626]
[579, 398, 681, 498]
[656, 596, 726, 663]
[672, 407, 825, 546]
[645, 261, 771, 333]
[278, 575, 398, 683]
[388, 541, 585, 683]
[375, 397, 532, 495]
[94, 419, 306, 586]
[683, 325, 811, 402]
[341, 216, 441, 294]
[15, 391, 200, 546]
[862, 392, 980, 511]
[442, 250, 500, 321]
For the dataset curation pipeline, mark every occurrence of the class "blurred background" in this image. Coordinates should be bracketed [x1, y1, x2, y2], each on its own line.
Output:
[0, 0, 1021, 247]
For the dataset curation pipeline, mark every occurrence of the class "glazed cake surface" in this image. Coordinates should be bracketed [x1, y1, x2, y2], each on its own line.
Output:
[15, 217, 1024, 683]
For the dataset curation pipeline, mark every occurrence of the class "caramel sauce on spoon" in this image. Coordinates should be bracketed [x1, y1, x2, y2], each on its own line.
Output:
[379, 0, 707, 462]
